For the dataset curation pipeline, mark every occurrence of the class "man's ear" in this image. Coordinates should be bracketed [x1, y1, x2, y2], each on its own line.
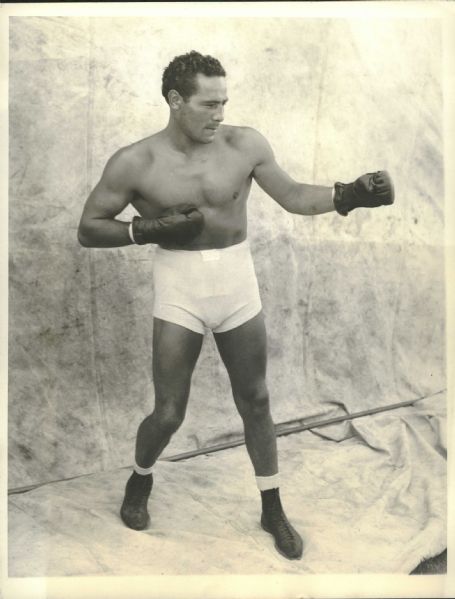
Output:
[168, 89, 183, 110]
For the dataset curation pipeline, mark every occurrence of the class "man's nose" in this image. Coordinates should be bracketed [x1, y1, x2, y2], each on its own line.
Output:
[213, 106, 224, 122]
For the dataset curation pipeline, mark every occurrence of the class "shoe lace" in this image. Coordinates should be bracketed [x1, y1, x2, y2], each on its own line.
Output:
[275, 513, 295, 543]
[265, 500, 295, 543]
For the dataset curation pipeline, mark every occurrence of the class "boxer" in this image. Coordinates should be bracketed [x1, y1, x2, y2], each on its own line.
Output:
[78, 50, 394, 560]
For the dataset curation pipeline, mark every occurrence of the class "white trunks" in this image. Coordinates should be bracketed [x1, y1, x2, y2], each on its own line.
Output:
[153, 240, 262, 335]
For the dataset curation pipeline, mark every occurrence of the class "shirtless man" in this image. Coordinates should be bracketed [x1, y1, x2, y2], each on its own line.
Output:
[78, 51, 394, 560]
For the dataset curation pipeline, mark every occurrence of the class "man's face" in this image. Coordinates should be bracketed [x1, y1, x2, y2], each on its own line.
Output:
[176, 74, 228, 144]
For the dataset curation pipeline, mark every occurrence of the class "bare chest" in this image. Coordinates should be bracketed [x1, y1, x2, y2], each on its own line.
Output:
[133, 146, 253, 214]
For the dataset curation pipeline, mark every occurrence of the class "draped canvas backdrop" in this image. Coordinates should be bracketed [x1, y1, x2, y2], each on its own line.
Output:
[9, 16, 445, 490]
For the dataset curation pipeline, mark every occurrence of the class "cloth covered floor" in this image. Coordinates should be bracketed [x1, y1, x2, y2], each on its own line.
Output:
[8, 395, 446, 576]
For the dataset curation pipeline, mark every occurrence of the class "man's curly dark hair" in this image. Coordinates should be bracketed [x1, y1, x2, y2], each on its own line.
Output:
[162, 50, 226, 104]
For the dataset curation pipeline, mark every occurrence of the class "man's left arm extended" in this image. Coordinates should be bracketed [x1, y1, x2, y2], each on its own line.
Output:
[251, 130, 394, 216]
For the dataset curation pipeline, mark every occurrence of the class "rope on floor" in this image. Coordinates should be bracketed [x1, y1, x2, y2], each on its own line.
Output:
[8, 389, 445, 496]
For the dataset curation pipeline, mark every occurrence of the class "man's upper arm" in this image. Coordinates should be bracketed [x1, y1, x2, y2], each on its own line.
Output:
[248, 129, 298, 208]
[80, 149, 135, 223]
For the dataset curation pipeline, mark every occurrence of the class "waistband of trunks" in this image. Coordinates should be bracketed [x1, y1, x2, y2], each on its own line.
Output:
[156, 239, 250, 260]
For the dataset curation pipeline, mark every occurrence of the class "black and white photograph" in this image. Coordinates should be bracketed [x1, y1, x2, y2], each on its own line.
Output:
[2, 2, 454, 598]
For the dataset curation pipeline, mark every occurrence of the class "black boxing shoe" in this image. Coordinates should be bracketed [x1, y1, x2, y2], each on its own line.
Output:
[120, 471, 153, 530]
[260, 488, 303, 560]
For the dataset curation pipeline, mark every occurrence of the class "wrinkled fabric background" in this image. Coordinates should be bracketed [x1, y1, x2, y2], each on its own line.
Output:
[9, 16, 445, 489]
[8, 395, 446, 575]
[8, 13, 448, 579]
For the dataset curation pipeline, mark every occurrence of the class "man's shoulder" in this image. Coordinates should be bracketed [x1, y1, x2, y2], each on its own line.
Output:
[104, 133, 162, 177]
[222, 125, 266, 146]
[113, 134, 159, 165]
[221, 125, 271, 163]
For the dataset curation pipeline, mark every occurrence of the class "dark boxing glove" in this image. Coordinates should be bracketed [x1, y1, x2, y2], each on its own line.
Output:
[131, 203, 204, 245]
[333, 171, 394, 216]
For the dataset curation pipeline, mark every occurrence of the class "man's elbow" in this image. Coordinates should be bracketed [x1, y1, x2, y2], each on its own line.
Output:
[77, 223, 93, 247]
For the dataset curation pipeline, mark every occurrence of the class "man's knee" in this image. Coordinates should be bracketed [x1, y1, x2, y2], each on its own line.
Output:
[235, 383, 270, 420]
[154, 402, 186, 434]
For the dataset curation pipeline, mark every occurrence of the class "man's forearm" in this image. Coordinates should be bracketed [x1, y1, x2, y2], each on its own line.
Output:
[77, 218, 133, 248]
[285, 183, 334, 216]
[78, 204, 205, 248]
[285, 171, 395, 217]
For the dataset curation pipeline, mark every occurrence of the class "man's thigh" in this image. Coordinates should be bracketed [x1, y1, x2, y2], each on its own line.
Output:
[152, 317, 204, 399]
[213, 311, 267, 394]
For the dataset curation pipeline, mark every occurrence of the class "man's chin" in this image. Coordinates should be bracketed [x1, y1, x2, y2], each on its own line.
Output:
[190, 130, 216, 144]
[204, 128, 218, 141]
[197, 136, 215, 144]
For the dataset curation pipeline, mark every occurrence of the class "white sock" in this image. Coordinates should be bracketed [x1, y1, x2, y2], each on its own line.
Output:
[256, 473, 280, 491]
[134, 462, 153, 476]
